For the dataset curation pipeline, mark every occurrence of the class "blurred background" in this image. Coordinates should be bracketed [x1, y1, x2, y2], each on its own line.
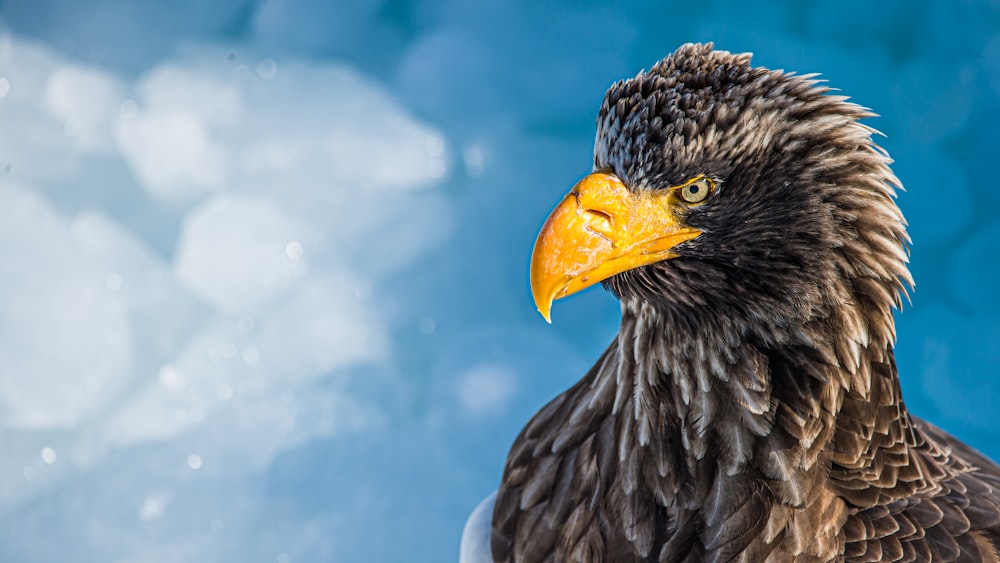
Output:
[0, 0, 999, 561]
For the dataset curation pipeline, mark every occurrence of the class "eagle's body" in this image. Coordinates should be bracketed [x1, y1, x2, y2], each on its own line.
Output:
[492, 303, 1000, 561]
[480, 44, 1000, 562]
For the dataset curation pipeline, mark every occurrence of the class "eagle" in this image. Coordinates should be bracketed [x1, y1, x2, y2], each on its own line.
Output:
[459, 43, 1000, 562]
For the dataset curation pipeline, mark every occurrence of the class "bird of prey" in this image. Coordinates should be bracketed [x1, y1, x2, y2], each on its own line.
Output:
[462, 43, 1000, 562]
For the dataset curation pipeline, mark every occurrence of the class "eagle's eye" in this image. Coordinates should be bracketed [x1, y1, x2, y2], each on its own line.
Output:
[676, 176, 715, 204]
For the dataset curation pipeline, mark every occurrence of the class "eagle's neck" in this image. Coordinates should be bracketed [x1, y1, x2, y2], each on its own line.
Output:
[615, 297, 793, 484]
[609, 296, 924, 558]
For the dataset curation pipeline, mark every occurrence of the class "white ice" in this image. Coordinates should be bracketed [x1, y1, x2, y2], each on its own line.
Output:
[0, 184, 131, 430]
[460, 490, 497, 563]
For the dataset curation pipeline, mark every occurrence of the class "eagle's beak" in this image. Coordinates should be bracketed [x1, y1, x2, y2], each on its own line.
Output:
[529, 172, 701, 322]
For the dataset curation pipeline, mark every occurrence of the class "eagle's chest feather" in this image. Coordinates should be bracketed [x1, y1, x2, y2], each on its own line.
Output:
[491, 301, 1000, 562]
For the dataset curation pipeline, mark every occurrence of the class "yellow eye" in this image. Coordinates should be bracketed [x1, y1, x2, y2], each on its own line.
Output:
[677, 177, 714, 204]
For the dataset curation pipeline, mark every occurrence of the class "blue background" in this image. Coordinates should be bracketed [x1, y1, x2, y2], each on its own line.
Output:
[0, 1, 998, 561]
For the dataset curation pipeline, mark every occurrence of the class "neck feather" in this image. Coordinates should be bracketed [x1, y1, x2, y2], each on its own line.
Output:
[604, 296, 926, 558]
[613, 293, 920, 510]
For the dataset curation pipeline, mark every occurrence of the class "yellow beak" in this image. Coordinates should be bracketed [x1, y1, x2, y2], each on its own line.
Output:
[529, 172, 702, 322]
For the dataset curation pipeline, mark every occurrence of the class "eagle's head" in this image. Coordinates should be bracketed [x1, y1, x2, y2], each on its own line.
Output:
[531, 43, 912, 352]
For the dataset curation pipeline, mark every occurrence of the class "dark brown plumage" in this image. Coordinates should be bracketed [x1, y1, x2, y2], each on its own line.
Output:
[489, 43, 1000, 562]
